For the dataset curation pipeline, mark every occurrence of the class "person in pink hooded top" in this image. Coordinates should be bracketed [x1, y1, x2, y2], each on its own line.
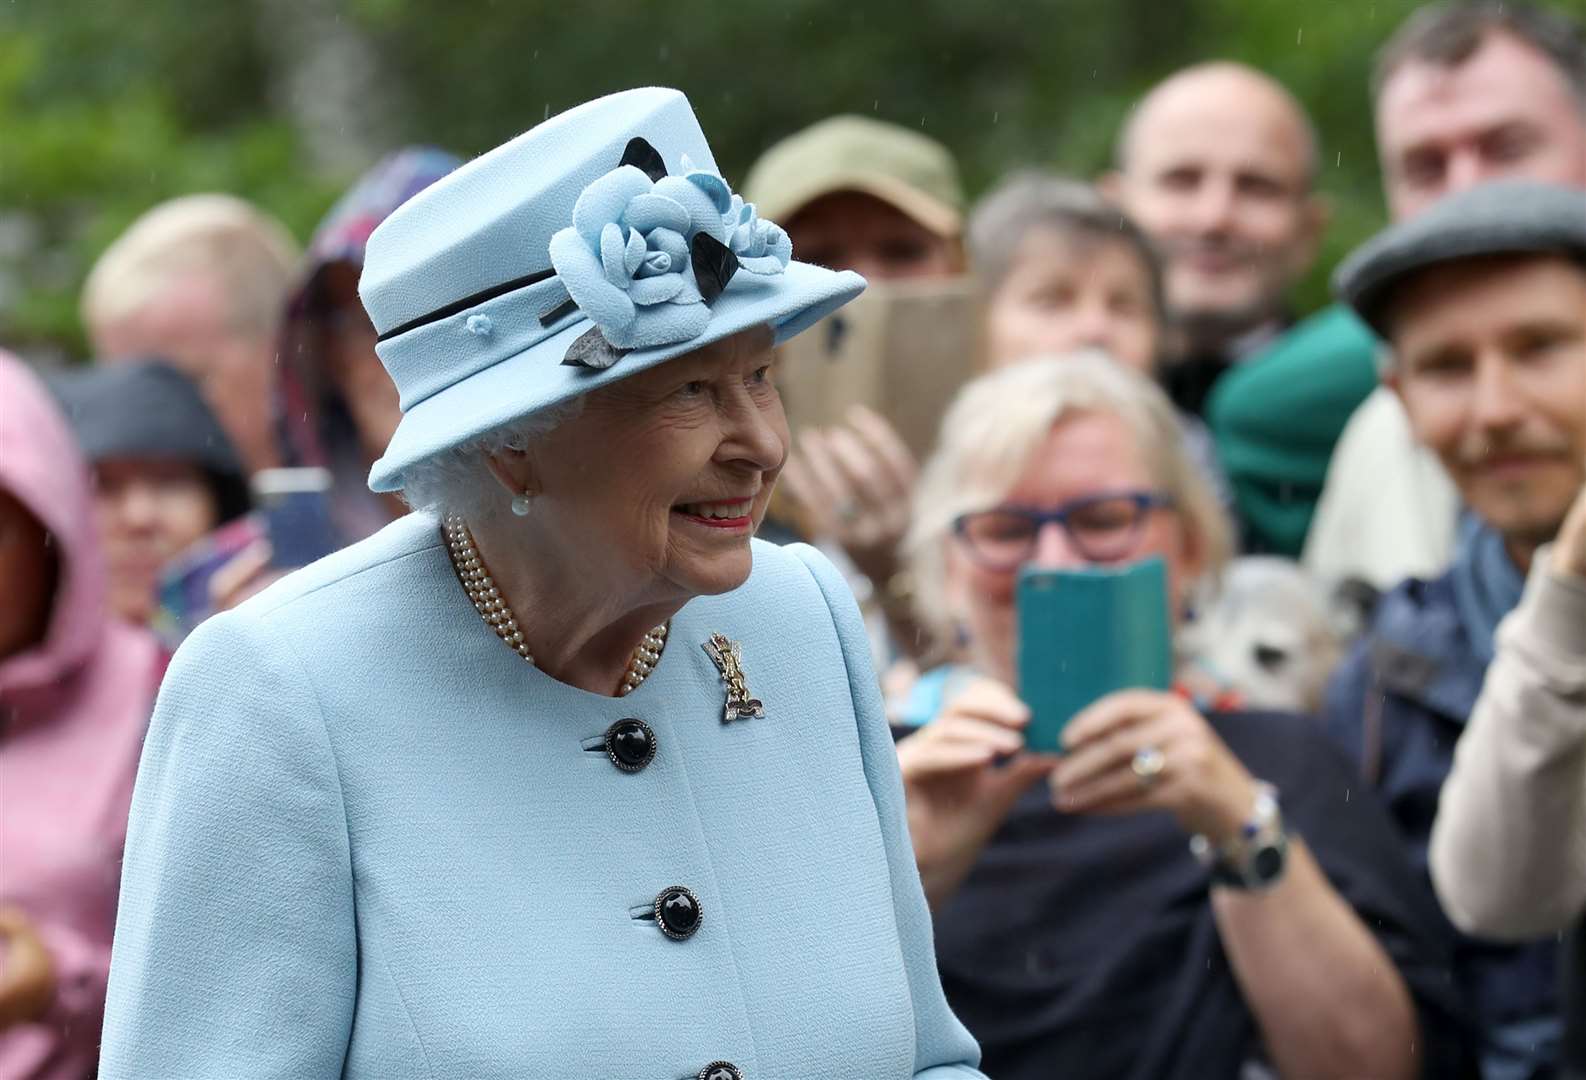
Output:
[0, 351, 162, 1079]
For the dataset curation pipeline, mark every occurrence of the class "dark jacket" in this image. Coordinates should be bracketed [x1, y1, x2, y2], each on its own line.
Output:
[1324, 569, 1562, 1078]
[913, 710, 1476, 1080]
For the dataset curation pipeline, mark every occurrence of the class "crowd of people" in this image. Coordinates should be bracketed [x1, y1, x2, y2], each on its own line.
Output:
[2, 2, 1584, 1077]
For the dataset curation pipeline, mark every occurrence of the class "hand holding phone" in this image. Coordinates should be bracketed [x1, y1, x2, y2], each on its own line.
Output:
[1016, 557, 1174, 753]
[897, 675, 1060, 906]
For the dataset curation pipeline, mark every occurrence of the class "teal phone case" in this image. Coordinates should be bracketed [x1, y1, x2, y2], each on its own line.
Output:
[1016, 557, 1174, 753]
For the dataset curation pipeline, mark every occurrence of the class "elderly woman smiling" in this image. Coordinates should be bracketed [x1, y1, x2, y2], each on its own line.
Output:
[98, 89, 985, 1080]
[893, 354, 1473, 1079]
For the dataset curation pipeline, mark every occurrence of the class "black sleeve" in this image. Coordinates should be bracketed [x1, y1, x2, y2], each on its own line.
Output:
[1213, 710, 1481, 1080]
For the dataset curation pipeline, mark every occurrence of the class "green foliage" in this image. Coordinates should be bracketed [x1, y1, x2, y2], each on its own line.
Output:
[6, 0, 1585, 356]
[0, 2, 337, 357]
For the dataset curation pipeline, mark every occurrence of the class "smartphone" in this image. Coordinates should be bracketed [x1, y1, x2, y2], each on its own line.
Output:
[153, 514, 268, 648]
[251, 467, 339, 569]
[1016, 557, 1174, 753]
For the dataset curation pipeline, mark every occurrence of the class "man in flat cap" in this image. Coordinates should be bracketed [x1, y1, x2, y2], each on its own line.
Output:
[1300, 2, 1586, 591]
[1323, 179, 1586, 1079]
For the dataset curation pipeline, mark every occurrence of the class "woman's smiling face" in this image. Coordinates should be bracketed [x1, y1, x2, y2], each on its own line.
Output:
[520, 325, 789, 606]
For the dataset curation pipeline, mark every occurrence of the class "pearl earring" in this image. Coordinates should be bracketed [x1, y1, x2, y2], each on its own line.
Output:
[510, 492, 532, 517]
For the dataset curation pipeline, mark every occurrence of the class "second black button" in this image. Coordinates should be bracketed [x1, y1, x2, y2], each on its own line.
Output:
[655, 885, 702, 940]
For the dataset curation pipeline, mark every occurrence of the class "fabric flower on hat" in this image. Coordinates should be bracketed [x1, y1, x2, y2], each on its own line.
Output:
[722, 194, 792, 276]
[548, 164, 735, 350]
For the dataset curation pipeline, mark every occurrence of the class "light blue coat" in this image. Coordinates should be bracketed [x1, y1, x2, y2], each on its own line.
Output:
[99, 514, 985, 1079]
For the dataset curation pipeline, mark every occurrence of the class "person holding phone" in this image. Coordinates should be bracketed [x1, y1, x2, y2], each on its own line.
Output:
[50, 360, 254, 636]
[892, 353, 1473, 1079]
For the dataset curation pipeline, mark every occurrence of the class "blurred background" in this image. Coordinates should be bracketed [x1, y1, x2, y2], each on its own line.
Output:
[13, 0, 1582, 363]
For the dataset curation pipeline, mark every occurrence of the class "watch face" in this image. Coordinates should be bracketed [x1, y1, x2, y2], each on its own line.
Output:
[1251, 842, 1287, 884]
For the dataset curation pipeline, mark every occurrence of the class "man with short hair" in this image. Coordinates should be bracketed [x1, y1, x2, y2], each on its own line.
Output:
[82, 194, 302, 475]
[1106, 62, 1327, 391]
[1104, 62, 1369, 556]
[1324, 178, 1586, 1079]
[1301, 1, 1586, 589]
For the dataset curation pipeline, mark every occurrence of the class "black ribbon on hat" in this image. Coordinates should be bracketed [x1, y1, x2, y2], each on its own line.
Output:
[375, 138, 740, 374]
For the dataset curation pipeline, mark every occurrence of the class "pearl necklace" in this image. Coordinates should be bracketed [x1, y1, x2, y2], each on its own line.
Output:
[442, 516, 669, 696]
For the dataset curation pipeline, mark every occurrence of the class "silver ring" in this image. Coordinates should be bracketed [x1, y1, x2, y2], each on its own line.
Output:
[1131, 745, 1166, 787]
[836, 501, 861, 523]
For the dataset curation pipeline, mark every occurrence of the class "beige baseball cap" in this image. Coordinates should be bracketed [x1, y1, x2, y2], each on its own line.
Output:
[743, 115, 965, 238]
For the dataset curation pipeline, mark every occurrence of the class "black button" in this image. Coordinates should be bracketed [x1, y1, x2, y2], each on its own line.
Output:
[655, 885, 702, 941]
[604, 718, 655, 773]
[697, 1063, 742, 1080]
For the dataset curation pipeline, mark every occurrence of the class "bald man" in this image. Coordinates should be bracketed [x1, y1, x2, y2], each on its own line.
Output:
[1108, 64, 1326, 375]
[1105, 63, 1377, 556]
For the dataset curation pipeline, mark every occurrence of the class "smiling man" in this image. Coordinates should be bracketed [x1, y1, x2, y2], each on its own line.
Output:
[1322, 179, 1586, 1079]
[1105, 62, 1327, 420]
[1301, 2, 1586, 587]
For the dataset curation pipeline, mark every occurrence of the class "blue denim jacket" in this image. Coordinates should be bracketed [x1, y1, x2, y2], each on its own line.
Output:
[1324, 569, 1561, 1080]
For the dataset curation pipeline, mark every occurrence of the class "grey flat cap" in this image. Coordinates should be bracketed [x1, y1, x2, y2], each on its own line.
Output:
[1334, 179, 1586, 337]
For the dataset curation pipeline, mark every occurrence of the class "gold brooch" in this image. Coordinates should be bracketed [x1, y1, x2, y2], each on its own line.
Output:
[703, 633, 765, 723]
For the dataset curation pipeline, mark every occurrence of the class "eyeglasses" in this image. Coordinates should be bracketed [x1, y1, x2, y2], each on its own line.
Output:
[952, 490, 1175, 571]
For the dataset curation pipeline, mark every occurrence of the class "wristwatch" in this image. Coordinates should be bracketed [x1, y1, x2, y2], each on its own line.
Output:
[1190, 781, 1289, 891]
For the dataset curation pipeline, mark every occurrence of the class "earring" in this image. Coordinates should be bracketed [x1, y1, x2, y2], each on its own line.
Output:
[510, 492, 532, 517]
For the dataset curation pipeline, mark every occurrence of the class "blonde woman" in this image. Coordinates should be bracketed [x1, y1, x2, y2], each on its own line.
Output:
[893, 353, 1472, 1079]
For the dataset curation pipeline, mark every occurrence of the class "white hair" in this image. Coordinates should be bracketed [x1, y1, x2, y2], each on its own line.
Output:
[398, 397, 585, 523]
[904, 350, 1233, 641]
[82, 193, 300, 341]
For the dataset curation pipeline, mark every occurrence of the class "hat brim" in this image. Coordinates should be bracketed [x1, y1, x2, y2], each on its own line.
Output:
[764, 172, 962, 239]
[368, 260, 865, 493]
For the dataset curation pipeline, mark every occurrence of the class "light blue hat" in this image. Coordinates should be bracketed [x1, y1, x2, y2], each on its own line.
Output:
[360, 87, 865, 493]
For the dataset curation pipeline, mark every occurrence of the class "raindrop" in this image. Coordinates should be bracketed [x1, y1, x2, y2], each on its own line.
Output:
[658, 43, 669, 62]
[993, 111, 999, 124]
[544, 103, 550, 120]
[1296, 28, 1303, 45]
[1336, 151, 1342, 168]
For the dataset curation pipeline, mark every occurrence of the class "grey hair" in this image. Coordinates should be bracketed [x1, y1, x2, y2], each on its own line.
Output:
[967, 171, 1168, 323]
[398, 396, 585, 522]
[904, 350, 1233, 642]
[1374, 2, 1586, 112]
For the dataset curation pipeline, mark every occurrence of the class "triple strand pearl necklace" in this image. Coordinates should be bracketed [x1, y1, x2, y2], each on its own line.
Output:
[442, 516, 669, 696]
